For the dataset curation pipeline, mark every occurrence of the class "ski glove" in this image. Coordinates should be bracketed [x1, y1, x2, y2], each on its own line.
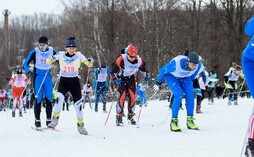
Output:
[46, 57, 55, 64]
[115, 78, 121, 85]
[205, 86, 209, 91]
[224, 76, 229, 83]
[208, 81, 212, 85]
[84, 58, 93, 67]
[154, 82, 162, 91]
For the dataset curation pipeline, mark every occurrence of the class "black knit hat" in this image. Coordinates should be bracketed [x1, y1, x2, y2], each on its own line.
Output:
[66, 37, 77, 48]
[38, 36, 48, 44]
[187, 52, 199, 64]
[17, 69, 22, 74]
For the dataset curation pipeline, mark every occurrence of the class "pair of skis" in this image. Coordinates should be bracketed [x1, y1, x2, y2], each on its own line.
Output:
[31, 126, 59, 132]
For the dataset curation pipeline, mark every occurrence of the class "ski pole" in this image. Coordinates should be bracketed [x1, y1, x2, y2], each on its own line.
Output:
[223, 90, 250, 96]
[144, 89, 159, 106]
[35, 69, 49, 98]
[137, 106, 143, 123]
[104, 92, 115, 126]
[237, 78, 246, 98]
[7, 98, 10, 117]
[19, 78, 31, 100]
[161, 112, 171, 124]
[240, 103, 254, 157]
[137, 89, 159, 123]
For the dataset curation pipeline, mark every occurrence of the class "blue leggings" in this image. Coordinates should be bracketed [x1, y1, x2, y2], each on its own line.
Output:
[34, 74, 53, 103]
[137, 91, 147, 104]
[165, 75, 195, 118]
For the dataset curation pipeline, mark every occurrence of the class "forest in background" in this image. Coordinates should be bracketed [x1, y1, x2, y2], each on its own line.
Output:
[0, 0, 254, 87]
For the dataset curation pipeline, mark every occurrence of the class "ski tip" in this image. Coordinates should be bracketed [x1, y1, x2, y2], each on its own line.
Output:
[31, 126, 43, 131]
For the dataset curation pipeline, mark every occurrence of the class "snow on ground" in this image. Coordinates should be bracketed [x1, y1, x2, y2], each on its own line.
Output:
[0, 97, 253, 157]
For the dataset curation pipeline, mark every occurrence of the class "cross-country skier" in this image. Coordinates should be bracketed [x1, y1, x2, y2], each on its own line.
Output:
[207, 70, 218, 105]
[9, 69, 29, 117]
[169, 50, 206, 114]
[111, 44, 149, 126]
[156, 52, 201, 132]
[242, 15, 254, 156]
[93, 63, 111, 112]
[47, 37, 93, 135]
[0, 87, 8, 111]
[224, 62, 245, 105]
[136, 81, 148, 107]
[82, 81, 93, 109]
[23, 36, 57, 128]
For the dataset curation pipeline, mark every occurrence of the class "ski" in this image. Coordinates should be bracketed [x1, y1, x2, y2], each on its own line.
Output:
[31, 126, 43, 132]
[116, 122, 124, 127]
[31, 126, 59, 132]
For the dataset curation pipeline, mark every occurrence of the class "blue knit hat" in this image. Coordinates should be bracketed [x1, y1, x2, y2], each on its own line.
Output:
[101, 63, 107, 68]
[66, 37, 77, 48]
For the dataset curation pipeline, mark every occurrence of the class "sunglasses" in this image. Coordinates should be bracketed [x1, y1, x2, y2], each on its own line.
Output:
[39, 43, 47, 47]
[128, 54, 137, 59]
[189, 62, 197, 66]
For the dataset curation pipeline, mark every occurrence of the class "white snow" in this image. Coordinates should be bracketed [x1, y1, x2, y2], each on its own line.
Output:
[0, 97, 252, 157]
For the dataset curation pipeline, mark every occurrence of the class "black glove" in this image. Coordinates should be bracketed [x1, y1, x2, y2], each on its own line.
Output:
[87, 58, 91, 62]
[205, 86, 209, 91]
[224, 76, 229, 83]
[208, 81, 212, 85]
[156, 82, 162, 90]
[28, 71, 35, 78]
[116, 70, 123, 78]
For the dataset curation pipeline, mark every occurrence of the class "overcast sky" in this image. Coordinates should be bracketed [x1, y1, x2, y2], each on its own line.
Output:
[0, 0, 64, 17]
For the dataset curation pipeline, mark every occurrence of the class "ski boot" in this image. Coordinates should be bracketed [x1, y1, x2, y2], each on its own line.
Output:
[208, 100, 213, 105]
[77, 123, 88, 135]
[24, 105, 27, 113]
[116, 114, 123, 126]
[103, 106, 107, 113]
[196, 105, 203, 114]
[170, 118, 181, 132]
[128, 114, 136, 125]
[234, 101, 239, 105]
[187, 116, 199, 130]
[12, 111, 15, 117]
[228, 101, 232, 106]
[46, 118, 52, 126]
[19, 111, 23, 117]
[245, 138, 254, 157]
[34, 119, 42, 130]
[48, 116, 59, 129]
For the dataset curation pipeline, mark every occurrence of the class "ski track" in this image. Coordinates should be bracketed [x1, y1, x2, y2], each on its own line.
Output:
[0, 97, 252, 157]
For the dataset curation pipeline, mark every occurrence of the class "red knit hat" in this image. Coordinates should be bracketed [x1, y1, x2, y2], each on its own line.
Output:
[127, 44, 137, 56]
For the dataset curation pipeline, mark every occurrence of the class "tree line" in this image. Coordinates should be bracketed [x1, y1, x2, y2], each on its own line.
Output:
[0, 0, 253, 87]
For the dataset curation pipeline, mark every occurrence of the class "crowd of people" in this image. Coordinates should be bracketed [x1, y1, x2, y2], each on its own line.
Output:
[0, 27, 253, 155]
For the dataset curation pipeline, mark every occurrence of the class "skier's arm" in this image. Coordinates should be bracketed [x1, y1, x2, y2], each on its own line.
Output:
[157, 60, 176, 83]
[224, 67, 233, 77]
[111, 56, 124, 80]
[23, 49, 36, 73]
[93, 68, 100, 79]
[138, 60, 148, 78]
[200, 71, 207, 84]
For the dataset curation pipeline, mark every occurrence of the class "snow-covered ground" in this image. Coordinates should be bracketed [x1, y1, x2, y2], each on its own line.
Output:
[0, 97, 253, 157]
